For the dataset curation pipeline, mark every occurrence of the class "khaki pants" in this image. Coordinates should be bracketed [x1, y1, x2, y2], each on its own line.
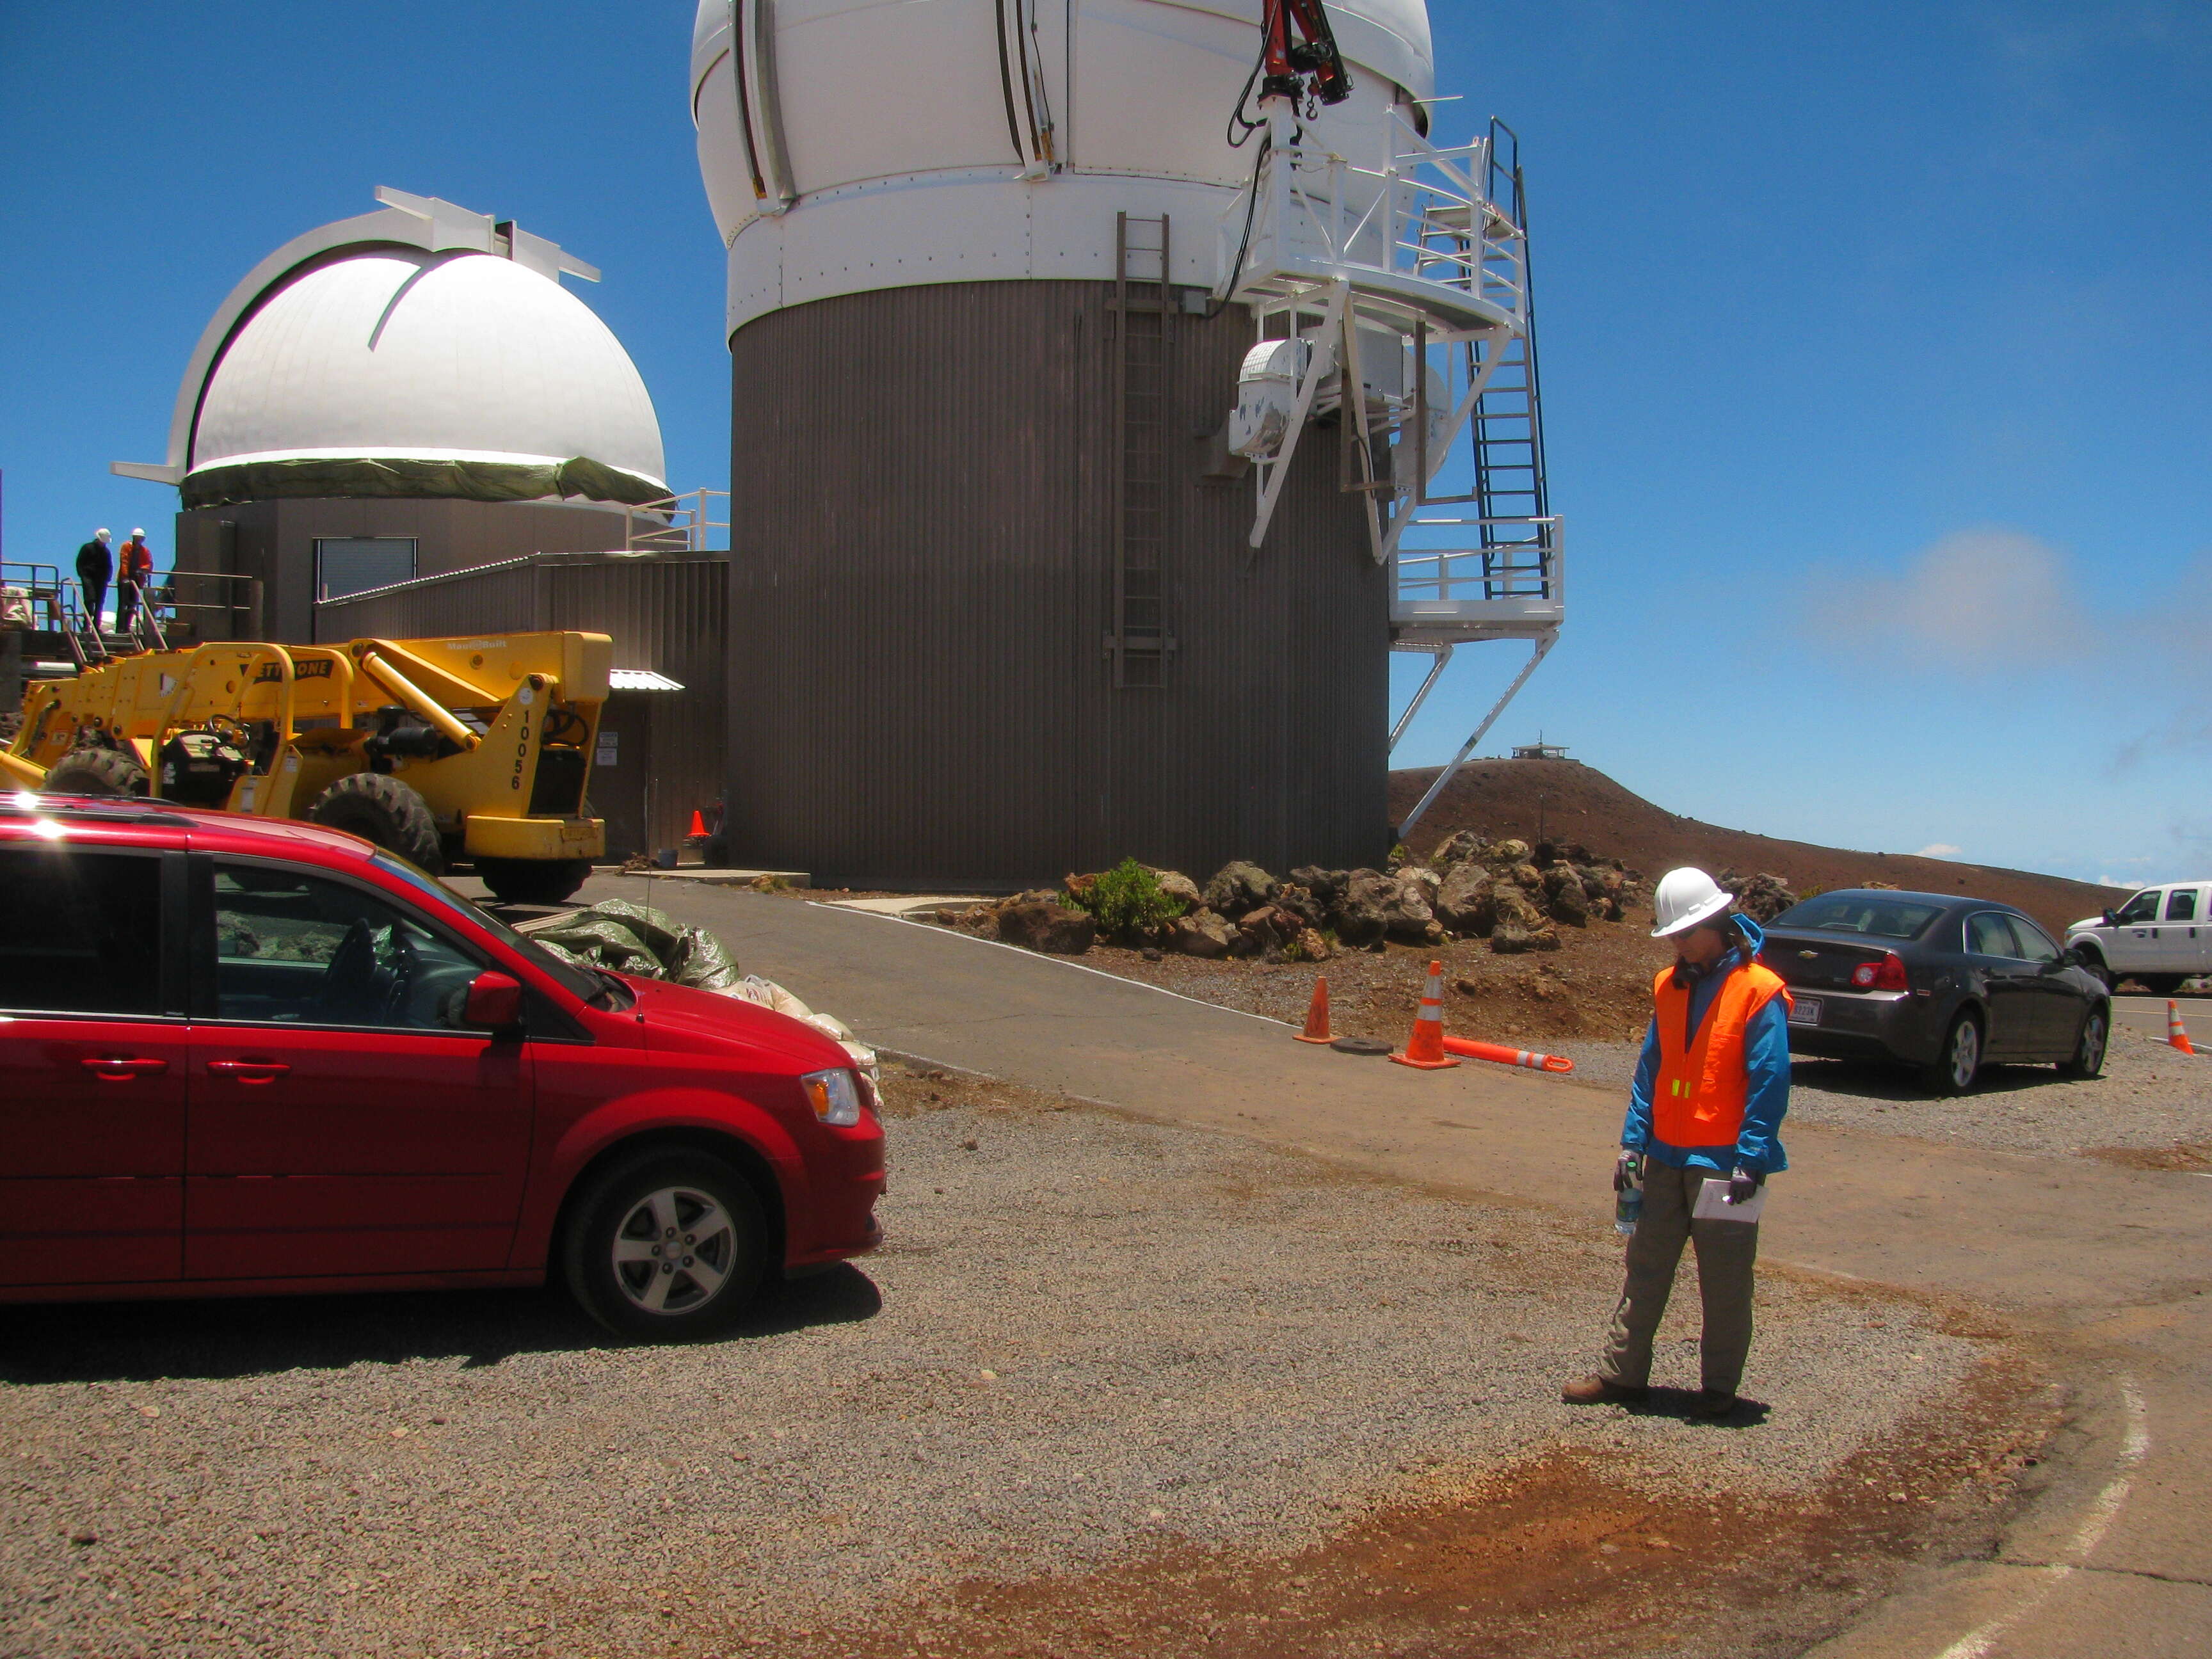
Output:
[1599, 1160, 1759, 1395]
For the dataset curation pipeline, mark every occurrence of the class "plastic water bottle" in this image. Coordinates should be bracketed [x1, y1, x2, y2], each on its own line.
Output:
[1614, 1161, 1643, 1236]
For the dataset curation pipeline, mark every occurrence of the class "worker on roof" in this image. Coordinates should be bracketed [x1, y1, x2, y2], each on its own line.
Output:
[1563, 867, 1791, 1422]
[74, 528, 113, 634]
[116, 530, 156, 638]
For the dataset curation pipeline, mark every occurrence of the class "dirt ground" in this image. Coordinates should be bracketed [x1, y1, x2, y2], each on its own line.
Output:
[1048, 919, 1660, 1048]
[0, 1064, 2059, 1659]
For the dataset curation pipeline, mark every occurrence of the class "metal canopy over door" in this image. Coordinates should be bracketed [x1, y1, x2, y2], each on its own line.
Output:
[0, 845, 187, 1286]
[183, 858, 534, 1279]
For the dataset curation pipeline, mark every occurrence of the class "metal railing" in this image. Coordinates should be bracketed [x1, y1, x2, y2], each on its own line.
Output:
[1215, 109, 1529, 331]
[624, 488, 731, 554]
[1389, 515, 1563, 639]
[161, 570, 264, 645]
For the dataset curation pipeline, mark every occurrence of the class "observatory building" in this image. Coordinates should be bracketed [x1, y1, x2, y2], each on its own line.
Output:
[115, 189, 671, 645]
[691, 0, 1559, 888]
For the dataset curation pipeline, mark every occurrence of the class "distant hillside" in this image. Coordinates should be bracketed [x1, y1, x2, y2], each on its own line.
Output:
[1388, 759, 2113, 942]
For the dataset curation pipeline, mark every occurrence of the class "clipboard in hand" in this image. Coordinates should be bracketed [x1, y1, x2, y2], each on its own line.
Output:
[1694, 1176, 1766, 1224]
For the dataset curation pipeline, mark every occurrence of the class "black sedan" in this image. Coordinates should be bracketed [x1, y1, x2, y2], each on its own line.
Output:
[1760, 889, 2111, 1095]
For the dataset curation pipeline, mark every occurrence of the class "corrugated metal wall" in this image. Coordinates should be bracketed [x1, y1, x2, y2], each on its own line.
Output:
[316, 554, 728, 856]
[727, 280, 1390, 889]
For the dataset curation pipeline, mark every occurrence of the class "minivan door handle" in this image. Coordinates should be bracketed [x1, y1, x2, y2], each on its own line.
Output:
[206, 1059, 291, 1084]
[79, 1057, 169, 1081]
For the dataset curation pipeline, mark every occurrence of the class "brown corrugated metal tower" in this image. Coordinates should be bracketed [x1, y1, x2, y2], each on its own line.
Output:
[726, 279, 1389, 890]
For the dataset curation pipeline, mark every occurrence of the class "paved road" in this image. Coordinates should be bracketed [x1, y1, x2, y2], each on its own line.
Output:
[2113, 992, 2208, 1044]
[566, 875, 2212, 1655]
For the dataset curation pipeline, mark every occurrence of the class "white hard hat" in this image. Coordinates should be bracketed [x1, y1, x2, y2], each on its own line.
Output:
[1651, 867, 1733, 938]
[96, 527, 110, 538]
[131, 527, 145, 538]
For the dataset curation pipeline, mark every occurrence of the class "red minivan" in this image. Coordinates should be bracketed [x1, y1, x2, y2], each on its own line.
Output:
[0, 793, 883, 1338]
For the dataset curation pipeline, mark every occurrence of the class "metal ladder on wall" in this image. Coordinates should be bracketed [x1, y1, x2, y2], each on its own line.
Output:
[1107, 212, 1174, 689]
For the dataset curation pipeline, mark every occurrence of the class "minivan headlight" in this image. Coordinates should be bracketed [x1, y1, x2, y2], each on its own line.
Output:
[801, 1067, 862, 1126]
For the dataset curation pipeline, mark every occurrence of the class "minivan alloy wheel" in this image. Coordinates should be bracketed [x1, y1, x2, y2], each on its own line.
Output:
[563, 1149, 767, 1340]
[613, 1186, 737, 1315]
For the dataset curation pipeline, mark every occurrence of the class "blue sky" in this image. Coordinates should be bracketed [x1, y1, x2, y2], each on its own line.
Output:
[3, 1, 2205, 886]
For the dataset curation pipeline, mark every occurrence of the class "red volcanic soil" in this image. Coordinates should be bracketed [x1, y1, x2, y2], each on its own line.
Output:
[1390, 758, 2113, 942]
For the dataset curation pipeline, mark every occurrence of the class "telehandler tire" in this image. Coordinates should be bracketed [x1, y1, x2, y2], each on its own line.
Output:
[308, 773, 444, 873]
[477, 856, 593, 906]
[43, 747, 150, 797]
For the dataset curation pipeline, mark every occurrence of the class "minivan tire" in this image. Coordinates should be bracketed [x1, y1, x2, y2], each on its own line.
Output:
[43, 746, 150, 797]
[562, 1150, 767, 1342]
[1923, 1010, 1982, 1096]
[308, 773, 443, 873]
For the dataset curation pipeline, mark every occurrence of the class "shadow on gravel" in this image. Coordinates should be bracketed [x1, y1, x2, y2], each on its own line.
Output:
[1790, 1056, 2072, 1103]
[0, 1265, 882, 1385]
[1619, 1386, 1774, 1428]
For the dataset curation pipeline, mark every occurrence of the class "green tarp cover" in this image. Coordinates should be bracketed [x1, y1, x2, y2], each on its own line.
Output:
[180, 454, 666, 510]
[529, 900, 740, 992]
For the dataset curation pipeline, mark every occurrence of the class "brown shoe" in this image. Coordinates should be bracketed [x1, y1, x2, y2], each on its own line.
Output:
[1561, 1374, 1647, 1406]
[1686, 1388, 1738, 1420]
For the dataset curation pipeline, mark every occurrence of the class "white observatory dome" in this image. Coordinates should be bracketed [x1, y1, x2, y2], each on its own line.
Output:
[691, 0, 1438, 336]
[190, 250, 666, 500]
[118, 189, 668, 509]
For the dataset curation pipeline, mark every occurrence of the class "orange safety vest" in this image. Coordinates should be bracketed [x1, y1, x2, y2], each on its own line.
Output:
[1650, 959, 1790, 1148]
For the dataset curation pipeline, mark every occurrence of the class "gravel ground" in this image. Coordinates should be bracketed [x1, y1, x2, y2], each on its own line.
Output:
[0, 1083, 2001, 1658]
[1548, 1025, 2212, 1161]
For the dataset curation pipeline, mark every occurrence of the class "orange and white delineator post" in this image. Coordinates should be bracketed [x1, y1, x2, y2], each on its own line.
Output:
[2168, 1000, 2196, 1056]
[1440, 1035, 1575, 1074]
[1391, 961, 1461, 1070]
[1294, 977, 1333, 1044]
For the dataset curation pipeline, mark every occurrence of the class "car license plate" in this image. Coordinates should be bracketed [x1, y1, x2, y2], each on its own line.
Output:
[1789, 997, 1822, 1027]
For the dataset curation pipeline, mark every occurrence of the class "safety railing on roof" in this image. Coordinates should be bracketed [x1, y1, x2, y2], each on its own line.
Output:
[624, 488, 731, 554]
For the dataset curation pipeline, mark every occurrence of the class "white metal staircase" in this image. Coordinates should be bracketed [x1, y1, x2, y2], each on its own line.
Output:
[1214, 111, 1561, 835]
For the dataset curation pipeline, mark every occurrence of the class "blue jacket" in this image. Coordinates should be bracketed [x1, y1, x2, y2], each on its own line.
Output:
[1620, 915, 1790, 1174]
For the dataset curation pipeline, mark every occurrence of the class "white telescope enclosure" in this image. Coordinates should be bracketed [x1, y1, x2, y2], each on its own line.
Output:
[691, 0, 1560, 829]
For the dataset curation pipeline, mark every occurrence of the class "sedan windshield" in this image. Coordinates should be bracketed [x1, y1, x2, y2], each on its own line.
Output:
[371, 853, 609, 1006]
[1770, 893, 1944, 940]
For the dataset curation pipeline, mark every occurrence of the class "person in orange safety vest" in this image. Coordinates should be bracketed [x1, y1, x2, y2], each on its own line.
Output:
[1563, 867, 1790, 1421]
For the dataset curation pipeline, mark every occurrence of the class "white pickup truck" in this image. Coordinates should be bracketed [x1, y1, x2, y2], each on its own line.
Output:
[2066, 881, 2212, 993]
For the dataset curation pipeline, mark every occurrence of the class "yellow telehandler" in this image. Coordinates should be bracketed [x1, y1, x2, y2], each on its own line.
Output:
[1, 632, 611, 904]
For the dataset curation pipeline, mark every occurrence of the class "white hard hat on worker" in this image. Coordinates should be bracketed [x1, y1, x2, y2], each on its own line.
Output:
[1650, 867, 1734, 938]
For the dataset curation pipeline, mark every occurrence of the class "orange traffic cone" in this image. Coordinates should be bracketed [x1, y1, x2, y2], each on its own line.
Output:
[2167, 1000, 2195, 1056]
[1294, 977, 1333, 1044]
[686, 809, 709, 840]
[1390, 960, 1461, 1070]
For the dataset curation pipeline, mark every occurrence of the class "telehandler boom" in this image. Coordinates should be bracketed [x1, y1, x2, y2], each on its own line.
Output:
[1, 632, 611, 904]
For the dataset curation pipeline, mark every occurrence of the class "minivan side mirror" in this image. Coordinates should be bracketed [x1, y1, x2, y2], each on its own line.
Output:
[463, 972, 523, 1033]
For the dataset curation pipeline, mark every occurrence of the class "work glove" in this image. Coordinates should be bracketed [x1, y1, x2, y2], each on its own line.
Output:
[1727, 1166, 1764, 1206]
[1612, 1150, 1644, 1193]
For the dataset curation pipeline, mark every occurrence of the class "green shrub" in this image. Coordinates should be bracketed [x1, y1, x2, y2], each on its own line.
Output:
[1068, 858, 1188, 940]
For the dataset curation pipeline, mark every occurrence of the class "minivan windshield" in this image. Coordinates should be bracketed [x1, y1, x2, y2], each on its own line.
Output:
[1770, 892, 1944, 940]
[372, 853, 609, 1006]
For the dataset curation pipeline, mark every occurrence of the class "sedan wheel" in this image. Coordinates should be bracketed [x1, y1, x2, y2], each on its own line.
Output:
[1923, 1012, 1982, 1096]
[563, 1151, 765, 1340]
[2063, 1007, 2110, 1080]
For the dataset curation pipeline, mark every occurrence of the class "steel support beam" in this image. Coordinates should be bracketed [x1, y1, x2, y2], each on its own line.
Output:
[1394, 628, 1557, 841]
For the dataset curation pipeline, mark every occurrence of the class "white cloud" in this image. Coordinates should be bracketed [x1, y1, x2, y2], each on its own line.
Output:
[1917, 843, 1962, 858]
[1804, 527, 2087, 669]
